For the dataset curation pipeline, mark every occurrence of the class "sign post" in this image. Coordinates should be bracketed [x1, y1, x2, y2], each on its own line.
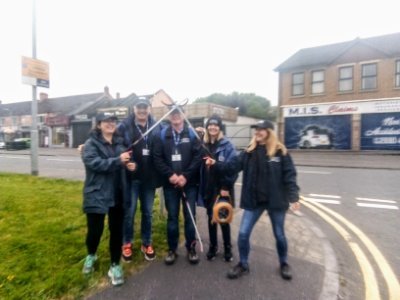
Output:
[21, 0, 50, 176]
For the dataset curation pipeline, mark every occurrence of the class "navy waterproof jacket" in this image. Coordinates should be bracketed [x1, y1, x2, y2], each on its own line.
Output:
[152, 125, 203, 187]
[238, 148, 299, 211]
[82, 131, 128, 214]
[117, 114, 162, 188]
[198, 137, 239, 207]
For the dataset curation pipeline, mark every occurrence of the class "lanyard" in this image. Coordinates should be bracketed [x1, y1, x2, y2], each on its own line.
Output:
[172, 129, 181, 147]
[135, 122, 149, 147]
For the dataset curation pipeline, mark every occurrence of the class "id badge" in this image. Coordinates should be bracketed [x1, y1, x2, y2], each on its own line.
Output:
[142, 149, 150, 156]
[172, 154, 182, 162]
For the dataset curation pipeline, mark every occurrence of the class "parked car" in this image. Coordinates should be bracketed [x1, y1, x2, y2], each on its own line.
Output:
[298, 125, 333, 149]
[0, 140, 5, 149]
[5, 138, 31, 150]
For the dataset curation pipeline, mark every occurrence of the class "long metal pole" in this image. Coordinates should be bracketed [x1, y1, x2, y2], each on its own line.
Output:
[30, 0, 39, 176]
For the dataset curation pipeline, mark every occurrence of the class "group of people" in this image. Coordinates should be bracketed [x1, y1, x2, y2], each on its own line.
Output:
[80, 97, 300, 286]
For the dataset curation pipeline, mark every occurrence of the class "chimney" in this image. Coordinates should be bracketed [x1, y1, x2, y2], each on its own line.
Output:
[39, 93, 48, 101]
[116, 92, 120, 99]
[104, 86, 110, 96]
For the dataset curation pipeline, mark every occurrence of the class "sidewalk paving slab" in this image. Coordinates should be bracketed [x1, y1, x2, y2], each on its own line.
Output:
[88, 208, 332, 300]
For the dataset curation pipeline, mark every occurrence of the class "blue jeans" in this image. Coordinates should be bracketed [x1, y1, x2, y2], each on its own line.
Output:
[123, 180, 156, 246]
[163, 185, 198, 251]
[238, 207, 288, 266]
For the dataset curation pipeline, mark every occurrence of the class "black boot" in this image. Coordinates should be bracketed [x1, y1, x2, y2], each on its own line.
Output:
[224, 245, 233, 262]
[206, 245, 218, 260]
[280, 263, 292, 280]
[227, 262, 249, 279]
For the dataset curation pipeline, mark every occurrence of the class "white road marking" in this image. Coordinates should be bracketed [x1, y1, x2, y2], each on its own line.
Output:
[303, 196, 341, 205]
[46, 158, 80, 162]
[298, 170, 332, 174]
[357, 203, 399, 210]
[309, 193, 341, 199]
[0, 155, 29, 159]
[356, 197, 397, 204]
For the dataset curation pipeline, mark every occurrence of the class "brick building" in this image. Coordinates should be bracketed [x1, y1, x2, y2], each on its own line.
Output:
[275, 32, 400, 150]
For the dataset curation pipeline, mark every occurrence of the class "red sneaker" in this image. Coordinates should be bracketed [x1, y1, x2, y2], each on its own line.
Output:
[122, 243, 132, 262]
[141, 244, 156, 261]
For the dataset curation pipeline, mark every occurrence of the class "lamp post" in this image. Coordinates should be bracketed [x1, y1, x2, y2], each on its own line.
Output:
[30, 0, 39, 176]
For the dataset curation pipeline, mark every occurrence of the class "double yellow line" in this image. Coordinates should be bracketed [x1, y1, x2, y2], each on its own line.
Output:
[301, 196, 400, 300]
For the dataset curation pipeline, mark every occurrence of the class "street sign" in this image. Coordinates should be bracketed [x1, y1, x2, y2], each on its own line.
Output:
[21, 56, 50, 88]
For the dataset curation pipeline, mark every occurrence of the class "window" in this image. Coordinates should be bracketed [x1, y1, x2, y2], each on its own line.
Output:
[311, 70, 325, 94]
[292, 72, 304, 96]
[339, 66, 353, 92]
[396, 60, 400, 88]
[361, 63, 377, 90]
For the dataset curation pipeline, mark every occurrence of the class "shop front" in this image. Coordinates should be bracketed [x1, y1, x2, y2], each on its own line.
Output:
[282, 98, 400, 151]
[45, 115, 71, 147]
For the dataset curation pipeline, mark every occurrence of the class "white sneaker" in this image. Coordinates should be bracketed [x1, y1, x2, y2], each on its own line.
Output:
[108, 264, 124, 286]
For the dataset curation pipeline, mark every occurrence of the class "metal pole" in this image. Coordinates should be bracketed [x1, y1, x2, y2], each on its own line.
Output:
[30, 0, 39, 176]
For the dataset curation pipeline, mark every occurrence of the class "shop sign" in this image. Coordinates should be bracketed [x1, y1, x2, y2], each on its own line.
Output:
[45, 115, 70, 126]
[283, 99, 400, 117]
[361, 113, 400, 150]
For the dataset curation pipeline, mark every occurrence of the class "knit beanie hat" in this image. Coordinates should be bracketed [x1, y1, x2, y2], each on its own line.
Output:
[206, 114, 223, 128]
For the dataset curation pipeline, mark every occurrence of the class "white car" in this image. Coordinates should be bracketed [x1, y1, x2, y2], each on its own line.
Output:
[0, 140, 5, 149]
[298, 125, 333, 149]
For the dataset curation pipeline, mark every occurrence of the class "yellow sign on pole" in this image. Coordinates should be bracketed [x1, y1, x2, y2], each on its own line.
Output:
[21, 56, 49, 88]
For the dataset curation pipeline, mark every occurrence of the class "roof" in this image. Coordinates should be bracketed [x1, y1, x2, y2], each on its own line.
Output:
[275, 32, 400, 72]
[0, 93, 106, 117]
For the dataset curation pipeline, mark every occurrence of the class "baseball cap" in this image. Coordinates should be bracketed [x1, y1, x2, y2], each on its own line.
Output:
[250, 120, 274, 130]
[96, 112, 118, 123]
[133, 97, 151, 107]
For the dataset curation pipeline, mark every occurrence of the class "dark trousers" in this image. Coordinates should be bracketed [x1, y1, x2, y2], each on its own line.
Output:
[206, 202, 231, 248]
[164, 185, 197, 251]
[86, 204, 123, 264]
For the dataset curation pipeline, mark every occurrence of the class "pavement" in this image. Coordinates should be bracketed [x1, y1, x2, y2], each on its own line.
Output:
[1, 147, 399, 299]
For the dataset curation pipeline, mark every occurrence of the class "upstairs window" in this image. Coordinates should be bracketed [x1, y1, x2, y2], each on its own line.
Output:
[361, 63, 377, 90]
[311, 70, 325, 94]
[339, 66, 353, 92]
[292, 72, 304, 96]
[396, 60, 400, 88]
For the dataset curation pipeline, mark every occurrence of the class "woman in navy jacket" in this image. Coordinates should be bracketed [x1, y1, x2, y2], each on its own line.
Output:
[81, 112, 135, 286]
[227, 120, 300, 280]
[198, 115, 238, 262]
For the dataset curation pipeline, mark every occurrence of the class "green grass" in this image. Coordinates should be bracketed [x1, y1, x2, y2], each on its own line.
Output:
[0, 173, 168, 299]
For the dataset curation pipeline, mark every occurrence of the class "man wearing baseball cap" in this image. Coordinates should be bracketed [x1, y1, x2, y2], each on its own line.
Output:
[118, 96, 162, 262]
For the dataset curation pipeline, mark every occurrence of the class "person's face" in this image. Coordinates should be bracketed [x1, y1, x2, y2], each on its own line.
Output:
[134, 104, 150, 121]
[98, 119, 117, 135]
[254, 128, 268, 143]
[207, 124, 220, 138]
[169, 110, 184, 128]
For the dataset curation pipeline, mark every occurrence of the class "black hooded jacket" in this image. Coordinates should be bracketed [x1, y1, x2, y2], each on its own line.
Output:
[117, 113, 162, 188]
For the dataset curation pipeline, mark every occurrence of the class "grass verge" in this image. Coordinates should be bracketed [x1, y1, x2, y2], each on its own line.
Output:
[0, 173, 168, 299]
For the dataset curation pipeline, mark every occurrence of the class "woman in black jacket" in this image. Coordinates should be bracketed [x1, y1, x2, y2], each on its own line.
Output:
[227, 120, 300, 280]
[81, 112, 135, 286]
[198, 115, 238, 262]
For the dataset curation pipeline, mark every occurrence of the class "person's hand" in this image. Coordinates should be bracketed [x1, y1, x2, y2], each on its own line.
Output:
[169, 173, 179, 185]
[126, 162, 136, 171]
[204, 156, 216, 166]
[77, 144, 84, 153]
[290, 201, 300, 211]
[220, 189, 230, 197]
[195, 127, 206, 135]
[176, 175, 187, 188]
[120, 151, 131, 164]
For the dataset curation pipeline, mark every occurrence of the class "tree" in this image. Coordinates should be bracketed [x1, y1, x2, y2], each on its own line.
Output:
[194, 92, 277, 121]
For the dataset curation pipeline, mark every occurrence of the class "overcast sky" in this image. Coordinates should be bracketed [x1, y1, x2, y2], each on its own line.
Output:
[0, 0, 399, 105]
